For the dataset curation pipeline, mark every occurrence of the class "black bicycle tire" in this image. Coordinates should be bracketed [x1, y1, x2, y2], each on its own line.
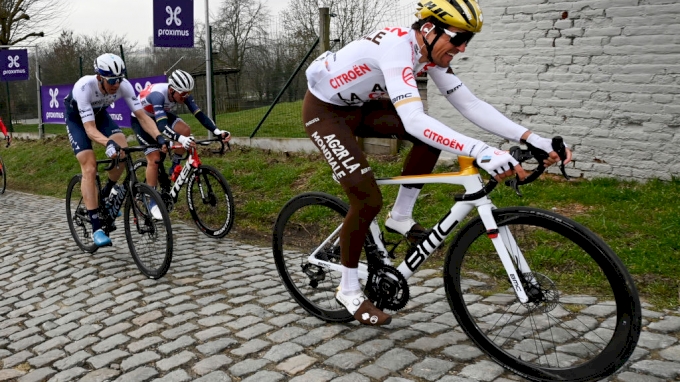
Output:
[0, 155, 6, 194]
[65, 175, 98, 253]
[124, 182, 173, 279]
[186, 164, 235, 238]
[273, 192, 365, 323]
[444, 206, 641, 382]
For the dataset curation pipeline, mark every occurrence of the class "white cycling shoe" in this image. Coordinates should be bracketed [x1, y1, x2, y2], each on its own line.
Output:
[336, 289, 392, 326]
[148, 199, 163, 220]
[385, 213, 426, 243]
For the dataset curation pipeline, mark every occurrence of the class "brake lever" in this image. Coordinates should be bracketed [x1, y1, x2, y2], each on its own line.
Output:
[552, 136, 570, 180]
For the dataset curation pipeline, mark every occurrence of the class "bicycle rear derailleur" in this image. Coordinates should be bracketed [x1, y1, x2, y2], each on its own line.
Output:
[366, 263, 409, 311]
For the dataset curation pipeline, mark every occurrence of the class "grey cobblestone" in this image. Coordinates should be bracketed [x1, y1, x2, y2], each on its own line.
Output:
[0, 192, 675, 382]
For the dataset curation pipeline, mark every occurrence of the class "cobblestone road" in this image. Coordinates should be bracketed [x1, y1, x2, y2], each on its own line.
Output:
[1, 191, 679, 382]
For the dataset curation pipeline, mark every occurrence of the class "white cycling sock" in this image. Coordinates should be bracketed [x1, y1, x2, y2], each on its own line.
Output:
[390, 186, 421, 221]
[340, 266, 361, 295]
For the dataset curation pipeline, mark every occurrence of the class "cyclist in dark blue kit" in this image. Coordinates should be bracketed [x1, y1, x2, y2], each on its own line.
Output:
[131, 69, 231, 219]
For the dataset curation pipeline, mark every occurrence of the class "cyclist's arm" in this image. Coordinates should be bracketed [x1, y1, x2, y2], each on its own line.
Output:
[133, 109, 166, 140]
[72, 85, 110, 146]
[145, 92, 178, 140]
[184, 96, 219, 134]
[429, 68, 528, 142]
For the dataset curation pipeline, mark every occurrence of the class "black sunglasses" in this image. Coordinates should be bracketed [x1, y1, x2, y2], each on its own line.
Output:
[441, 28, 475, 47]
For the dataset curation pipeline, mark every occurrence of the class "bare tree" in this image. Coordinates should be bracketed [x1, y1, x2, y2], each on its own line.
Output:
[281, 0, 394, 50]
[0, 0, 71, 45]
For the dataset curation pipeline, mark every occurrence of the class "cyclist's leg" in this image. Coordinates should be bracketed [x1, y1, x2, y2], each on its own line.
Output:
[303, 91, 391, 325]
[359, 99, 440, 238]
[132, 116, 161, 188]
[67, 114, 110, 245]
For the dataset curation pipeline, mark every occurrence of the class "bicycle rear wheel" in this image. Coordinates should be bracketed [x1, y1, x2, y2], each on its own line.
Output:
[124, 182, 173, 279]
[186, 165, 235, 238]
[65, 175, 98, 253]
[444, 206, 641, 382]
[273, 192, 376, 322]
[0, 154, 6, 194]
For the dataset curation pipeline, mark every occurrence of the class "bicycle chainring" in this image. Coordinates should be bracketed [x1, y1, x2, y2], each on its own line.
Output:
[366, 263, 409, 311]
[520, 272, 559, 313]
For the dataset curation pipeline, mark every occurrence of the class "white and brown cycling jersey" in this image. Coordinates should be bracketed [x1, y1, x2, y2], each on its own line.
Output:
[305, 27, 528, 159]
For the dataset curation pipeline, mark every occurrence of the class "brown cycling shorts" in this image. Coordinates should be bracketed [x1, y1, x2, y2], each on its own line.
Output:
[302, 90, 418, 187]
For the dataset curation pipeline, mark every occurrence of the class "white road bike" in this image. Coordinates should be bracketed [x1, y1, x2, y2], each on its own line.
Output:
[272, 138, 641, 382]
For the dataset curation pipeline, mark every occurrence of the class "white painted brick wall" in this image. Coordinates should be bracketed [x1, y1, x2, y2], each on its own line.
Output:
[427, 0, 680, 180]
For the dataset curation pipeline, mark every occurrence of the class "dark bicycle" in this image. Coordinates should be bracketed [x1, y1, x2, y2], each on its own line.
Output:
[133, 136, 235, 239]
[66, 144, 174, 279]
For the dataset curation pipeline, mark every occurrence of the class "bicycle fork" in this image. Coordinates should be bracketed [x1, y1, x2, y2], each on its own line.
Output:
[477, 204, 533, 303]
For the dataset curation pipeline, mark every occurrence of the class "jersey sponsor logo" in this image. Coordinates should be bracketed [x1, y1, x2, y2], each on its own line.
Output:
[337, 92, 366, 106]
[391, 93, 413, 103]
[310, 131, 361, 180]
[416, 62, 437, 77]
[402, 68, 417, 88]
[330, 64, 371, 89]
[364, 27, 409, 45]
[305, 117, 320, 127]
[49, 88, 60, 108]
[446, 83, 463, 95]
[424, 129, 465, 151]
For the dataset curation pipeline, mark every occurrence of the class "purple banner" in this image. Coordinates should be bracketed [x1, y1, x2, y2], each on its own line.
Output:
[0, 49, 29, 81]
[41, 75, 167, 127]
[153, 0, 194, 48]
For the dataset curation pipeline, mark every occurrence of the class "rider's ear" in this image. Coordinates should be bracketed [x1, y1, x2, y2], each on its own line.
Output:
[421, 22, 433, 35]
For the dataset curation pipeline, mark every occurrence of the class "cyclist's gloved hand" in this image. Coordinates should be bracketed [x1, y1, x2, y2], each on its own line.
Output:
[105, 139, 120, 158]
[475, 145, 521, 181]
[155, 135, 170, 152]
[178, 135, 195, 149]
[524, 133, 569, 166]
[214, 128, 231, 141]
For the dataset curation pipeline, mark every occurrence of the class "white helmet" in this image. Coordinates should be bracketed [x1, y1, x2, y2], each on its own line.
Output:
[169, 69, 194, 92]
[94, 53, 126, 77]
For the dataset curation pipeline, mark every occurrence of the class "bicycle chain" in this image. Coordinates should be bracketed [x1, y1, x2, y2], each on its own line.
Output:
[366, 263, 410, 311]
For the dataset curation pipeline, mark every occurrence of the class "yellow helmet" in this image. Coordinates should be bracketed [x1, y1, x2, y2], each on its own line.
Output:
[416, 0, 483, 33]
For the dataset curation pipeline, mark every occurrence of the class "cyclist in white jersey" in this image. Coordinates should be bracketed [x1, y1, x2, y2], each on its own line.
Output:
[303, 0, 572, 325]
[131, 69, 231, 219]
[65, 53, 169, 247]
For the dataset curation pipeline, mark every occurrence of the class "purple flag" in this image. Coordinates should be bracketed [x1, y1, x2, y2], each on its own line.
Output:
[0, 49, 29, 81]
[41, 84, 73, 124]
[153, 0, 194, 48]
[41, 75, 168, 127]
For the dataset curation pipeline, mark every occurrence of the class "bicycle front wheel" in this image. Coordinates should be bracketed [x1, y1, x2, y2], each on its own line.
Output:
[65, 175, 98, 253]
[186, 165, 234, 238]
[273, 192, 377, 323]
[124, 182, 173, 279]
[444, 207, 641, 382]
[0, 154, 6, 194]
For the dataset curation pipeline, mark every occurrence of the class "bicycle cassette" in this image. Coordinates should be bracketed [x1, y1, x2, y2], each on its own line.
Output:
[366, 264, 409, 311]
